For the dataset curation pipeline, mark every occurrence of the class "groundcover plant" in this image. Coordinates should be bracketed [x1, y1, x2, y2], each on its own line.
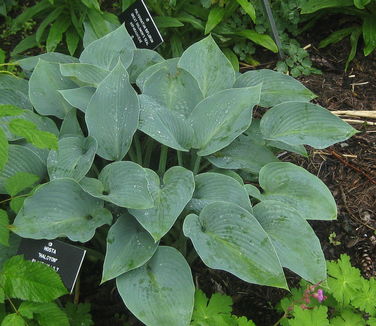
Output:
[0, 24, 357, 326]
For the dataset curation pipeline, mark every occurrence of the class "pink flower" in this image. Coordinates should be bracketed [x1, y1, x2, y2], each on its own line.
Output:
[312, 289, 326, 302]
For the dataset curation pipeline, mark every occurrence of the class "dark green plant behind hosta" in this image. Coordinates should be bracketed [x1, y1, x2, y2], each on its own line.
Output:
[0, 25, 357, 326]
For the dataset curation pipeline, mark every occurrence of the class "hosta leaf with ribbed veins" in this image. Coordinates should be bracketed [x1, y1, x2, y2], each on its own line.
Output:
[102, 214, 158, 283]
[12, 178, 112, 242]
[253, 201, 326, 283]
[183, 202, 287, 288]
[85, 62, 139, 161]
[80, 161, 154, 209]
[116, 246, 195, 326]
[129, 167, 194, 241]
[257, 162, 337, 220]
[260, 102, 357, 149]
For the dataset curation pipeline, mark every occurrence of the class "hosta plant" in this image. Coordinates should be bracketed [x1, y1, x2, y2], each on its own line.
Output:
[0, 24, 357, 326]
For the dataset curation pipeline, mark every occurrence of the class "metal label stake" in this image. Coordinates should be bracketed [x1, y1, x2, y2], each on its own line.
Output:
[260, 0, 284, 59]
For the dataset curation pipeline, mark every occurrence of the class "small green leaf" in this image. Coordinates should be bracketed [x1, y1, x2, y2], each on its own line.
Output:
[0, 209, 9, 246]
[4, 172, 39, 196]
[300, 0, 353, 14]
[1, 313, 25, 326]
[66, 27, 80, 56]
[319, 27, 353, 48]
[205, 7, 226, 34]
[0, 104, 24, 117]
[18, 302, 69, 326]
[363, 15, 376, 56]
[289, 305, 329, 326]
[2, 255, 67, 302]
[9, 119, 58, 150]
[327, 254, 361, 305]
[46, 16, 71, 52]
[102, 214, 158, 282]
[236, 0, 256, 22]
[154, 16, 184, 28]
[237, 30, 278, 53]
[330, 309, 366, 326]
[63, 302, 93, 326]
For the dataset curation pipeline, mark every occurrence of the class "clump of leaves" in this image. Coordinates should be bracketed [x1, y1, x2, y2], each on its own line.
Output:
[276, 38, 321, 77]
[8, 0, 119, 56]
[299, 0, 376, 69]
[276, 254, 376, 325]
[191, 289, 255, 326]
[0, 255, 68, 326]
[0, 24, 357, 326]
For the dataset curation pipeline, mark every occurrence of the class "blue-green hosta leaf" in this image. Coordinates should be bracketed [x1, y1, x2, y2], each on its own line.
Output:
[18, 53, 79, 72]
[260, 102, 357, 149]
[0, 109, 58, 141]
[0, 128, 8, 170]
[183, 202, 287, 288]
[60, 63, 110, 86]
[0, 209, 9, 246]
[0, 145, 46, 194]
[80, 161, 154, 209]
[85, 62, 139, 160]
[187, 172, 252, 214]
[136, 58, 176, 92]
[116, 246, 195, 326]
[59, 87, 95, 113]
[12, 178, 112, 242]
[47, 136, 97, 181]
[59, 109, 84, 138]
[138, 94, 194, 151]
[2, 256, 68, 302]
[128, 49, 164, 83]
[143, 64, 203, 118]
[234, 69, 315, 107]
[178, 35, 235, 97]
[0, 89, 32, 110]
[207, 132, 278, 173]
[0, 75, 29, 95]
[129, 167, 195, 241]
[79, 24, 135, 70]
[29, 60, 76, 119]
[257, 162, 337, 220]
[253, 201, 326, 283]
[190, 85, 261, 156]
[102, 214, 158, 283]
